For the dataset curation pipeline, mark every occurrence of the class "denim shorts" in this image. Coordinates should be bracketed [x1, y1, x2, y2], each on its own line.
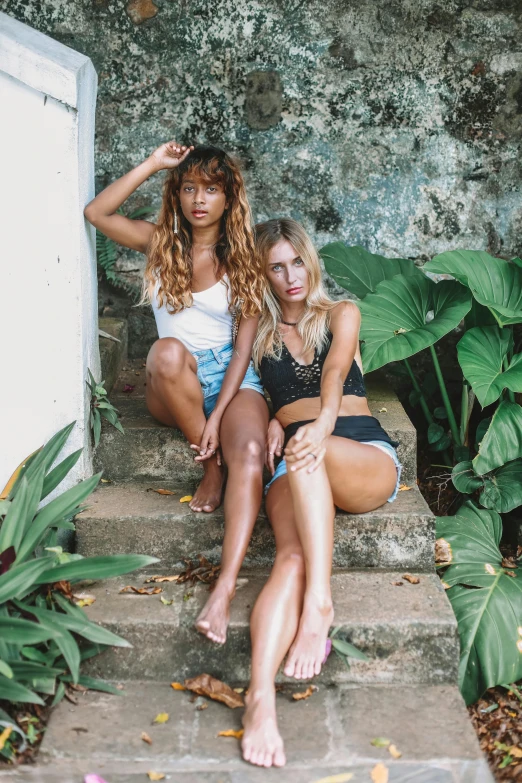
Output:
[192, 341, 264, 418]
[264, 439, 403, 503]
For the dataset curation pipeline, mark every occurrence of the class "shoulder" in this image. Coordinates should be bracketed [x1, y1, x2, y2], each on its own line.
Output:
[329, 300, 360, 332]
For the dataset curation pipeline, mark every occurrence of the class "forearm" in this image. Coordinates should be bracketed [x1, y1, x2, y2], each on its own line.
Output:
[84, 157, 160, 221]
[317, 368, 344, 433]
[208, 351, 252, 423]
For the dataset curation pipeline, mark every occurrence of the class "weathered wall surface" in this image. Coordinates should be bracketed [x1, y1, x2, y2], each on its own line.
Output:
[4, 0, 521, 291]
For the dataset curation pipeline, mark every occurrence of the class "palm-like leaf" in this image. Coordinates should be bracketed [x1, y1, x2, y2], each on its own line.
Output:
[358, 274, 471, 373]
[424, 250, 522, 326]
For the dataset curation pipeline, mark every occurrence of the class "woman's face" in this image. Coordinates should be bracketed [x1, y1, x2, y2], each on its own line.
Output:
[178, 173, 227, 229]
[266, 239, 310, 305]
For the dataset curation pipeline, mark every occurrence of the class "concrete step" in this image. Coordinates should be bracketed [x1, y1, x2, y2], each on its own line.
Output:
[95, 367, 417, 484]
[76, 481, 435, 571]
[98, 316, 128, 395]
[76, 480, 435, 570]
[30, 681, 493, 782]
[79, 570, 458, 685]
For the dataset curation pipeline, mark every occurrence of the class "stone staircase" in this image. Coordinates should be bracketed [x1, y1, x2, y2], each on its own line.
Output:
[14, 322, 493, 782]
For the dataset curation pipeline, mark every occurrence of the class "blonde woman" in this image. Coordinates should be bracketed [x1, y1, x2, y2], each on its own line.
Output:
[241, 219, 402, 768]
[84, 143, 269, 644]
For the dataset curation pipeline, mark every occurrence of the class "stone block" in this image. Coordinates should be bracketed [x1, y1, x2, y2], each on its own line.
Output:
[245, 70, 282, 130]
[98, 316, 128, 394]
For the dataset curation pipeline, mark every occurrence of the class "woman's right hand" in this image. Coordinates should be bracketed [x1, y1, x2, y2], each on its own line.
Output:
[266, 418, 285, 475]
[149, 140, 194, 171]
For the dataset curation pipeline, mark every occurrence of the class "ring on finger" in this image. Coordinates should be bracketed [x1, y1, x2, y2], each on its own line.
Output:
[310, 453, 317, 460]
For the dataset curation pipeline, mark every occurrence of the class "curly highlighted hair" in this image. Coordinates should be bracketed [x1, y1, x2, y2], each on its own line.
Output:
[141, 145, 264, 319]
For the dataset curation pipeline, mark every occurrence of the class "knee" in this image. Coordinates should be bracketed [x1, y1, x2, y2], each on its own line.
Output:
[229, 437, 264, 469]
[148, 338, 188, 380]
[276, 549, 305, 580]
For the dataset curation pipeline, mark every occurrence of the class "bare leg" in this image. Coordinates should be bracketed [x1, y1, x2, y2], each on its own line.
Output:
[145, 338, 224, 513]
[242, 481, 304, 768]
[283, 462, 335, 680]
[284, 437, 397, 679]
[195, 390, 268, 643]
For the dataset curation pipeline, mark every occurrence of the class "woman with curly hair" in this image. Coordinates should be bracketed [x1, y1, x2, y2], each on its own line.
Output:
[84, 142, 268, 643]
[240, 218, 402, 768]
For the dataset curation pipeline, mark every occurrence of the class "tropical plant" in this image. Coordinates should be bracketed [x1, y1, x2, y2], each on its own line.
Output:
[87, 369, 124, 448]
[321, 243, 522, 510]
[0, 422, 158, 756]
[96, 206, 155, 301]
[435, 502, 522, 705]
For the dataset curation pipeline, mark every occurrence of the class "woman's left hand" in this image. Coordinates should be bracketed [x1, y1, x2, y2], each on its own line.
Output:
[190, 417, 221, 464]
[284, 419, 330, 474]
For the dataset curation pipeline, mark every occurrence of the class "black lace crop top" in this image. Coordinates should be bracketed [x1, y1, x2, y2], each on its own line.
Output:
[259, 331, 366, 414]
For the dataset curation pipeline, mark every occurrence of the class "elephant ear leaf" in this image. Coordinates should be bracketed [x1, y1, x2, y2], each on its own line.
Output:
[435, 502, 522, 705]
[457, 326, 522, 407]
[424, 250, 522, 326]
[320, 243, 423, 299]
[473, 401, 522, 475]
[451, 459, 522, 513]
[358, 274, 471, 373]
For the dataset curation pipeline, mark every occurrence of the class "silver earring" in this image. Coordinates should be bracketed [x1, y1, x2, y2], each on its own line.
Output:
[173, 210, 178, 234]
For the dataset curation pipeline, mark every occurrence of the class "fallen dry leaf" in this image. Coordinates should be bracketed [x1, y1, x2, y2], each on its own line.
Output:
[402, 573, 420, 584]
[371, 763, 389, 783]
[292, 685, 317, 701]
[378, 407, 388, 413]
[197, 701, 208, 711]
[160, 596, 173, 605]
[100, 478, 112, 484]
[174, 555, 221, 591]
[147, 488, 177, 496]
[370, 737, 391, 747]
[170, 682, 186, 691]
[152, 713, 169, 724]
[52, 580, 73, 599]
[391, 581, 403, 586]
[388, 743, 402, 759]
[398, 484, 412, 492]
[141, 731, 152, 745]
[147, 774, 165, 782]
[180, 495, 193, 503]
[145, 574, 181, 583]
[510, 746, 522, 758]
[119, 585, 163, 595]
[184, 673, 244, 709]
[72, 592, 96, 607]
[217, 728, 244, 739]
[311, 775, 354, 783]
[233, 687, 245, 694]
[0, 726, 12, 751]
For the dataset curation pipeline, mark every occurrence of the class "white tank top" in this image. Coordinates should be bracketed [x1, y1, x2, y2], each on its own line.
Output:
[151, 275, 233, 353]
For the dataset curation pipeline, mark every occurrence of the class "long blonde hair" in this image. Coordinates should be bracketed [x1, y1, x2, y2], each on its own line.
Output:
[252, 218, 337, 368]
[141, 146, 264, 318]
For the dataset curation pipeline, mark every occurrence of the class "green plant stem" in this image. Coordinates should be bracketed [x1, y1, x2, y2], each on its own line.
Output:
[429, 345, 461, 446]
[403, 358, 433, 425]
[460, 382, 469, 445]
[403, 357, 452, 465]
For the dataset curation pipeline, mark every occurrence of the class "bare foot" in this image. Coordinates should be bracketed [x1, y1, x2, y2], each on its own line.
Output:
[242, 688, 286, 768]
[189, 459, 224, 513]
[195, 580, 235, 644]
[284, 594, 334, 680]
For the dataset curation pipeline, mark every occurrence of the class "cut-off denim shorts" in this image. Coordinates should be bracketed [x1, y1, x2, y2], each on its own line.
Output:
[192, 341, 264, 418]
[264, 439, 403, 503]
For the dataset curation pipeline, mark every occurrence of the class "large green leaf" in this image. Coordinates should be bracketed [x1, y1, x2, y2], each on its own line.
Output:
[451, 460, 522, 513]
[320, 243, 422, 299]
[0, 465, 45, 555]
[60, 674, 124, 695]
[34, 553, 160, 584]
[424, 251, 522, 326]
[436, 502, 522, 704]
[41, 449, 83, 501]
[0, 557, 54, 603]
[457, 327, 522, 407]
[0, 616, 58, 645]
[448, 578, 522, 705]
[9, 423, 76, 500]
[15, 472, 102, 564]
[51, 594, 132, 647]
[18, 611, 80, 683]
[359, 274, 471, 373]
[7, 661, 64, 679]
[0, 675, 44, 705]
[473, 401, 522, 475]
